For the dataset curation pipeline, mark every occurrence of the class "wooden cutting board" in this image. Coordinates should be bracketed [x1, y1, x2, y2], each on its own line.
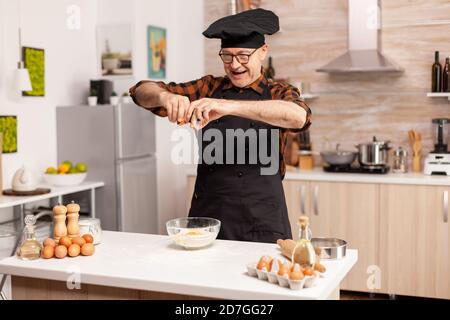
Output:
[2, 188, 51, 196]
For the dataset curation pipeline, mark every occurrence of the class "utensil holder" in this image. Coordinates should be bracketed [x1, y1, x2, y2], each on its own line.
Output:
[412, 155, 422, 172]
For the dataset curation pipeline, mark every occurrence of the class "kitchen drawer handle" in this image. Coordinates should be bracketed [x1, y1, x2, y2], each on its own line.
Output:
[444, 191, 448, 223]
[300, 185, 306, 214]
[313, 185, 319, 216]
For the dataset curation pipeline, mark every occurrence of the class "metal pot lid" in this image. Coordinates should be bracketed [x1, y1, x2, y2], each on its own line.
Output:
[394, 146, 408, 156]
[357, 136, 390, 146]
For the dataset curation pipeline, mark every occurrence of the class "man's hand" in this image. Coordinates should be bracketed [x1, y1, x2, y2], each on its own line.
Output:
[185, 98, 230, 129]
[159, 91, 191, 124]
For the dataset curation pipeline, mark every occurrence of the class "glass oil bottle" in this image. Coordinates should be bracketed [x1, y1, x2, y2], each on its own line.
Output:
[292, 215, 316, 268]
[17, 215, 42, 260]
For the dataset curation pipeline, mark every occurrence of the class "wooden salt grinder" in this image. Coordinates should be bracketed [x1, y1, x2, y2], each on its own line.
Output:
[53, 204, 67, 241]
[66, 201, 80, 239]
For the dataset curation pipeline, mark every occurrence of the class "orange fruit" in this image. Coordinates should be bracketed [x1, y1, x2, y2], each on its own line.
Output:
[58, 164, 70, 174]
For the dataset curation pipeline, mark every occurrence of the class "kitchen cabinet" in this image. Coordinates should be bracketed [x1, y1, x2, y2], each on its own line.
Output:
[187, 173, 450, 298]
[282, 180, 311, 239]
[380, 184, 450, 299]
[283, 180, 380, 293]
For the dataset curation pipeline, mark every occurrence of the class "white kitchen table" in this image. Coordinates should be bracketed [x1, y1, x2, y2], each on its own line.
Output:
[0, 231, 357, 300]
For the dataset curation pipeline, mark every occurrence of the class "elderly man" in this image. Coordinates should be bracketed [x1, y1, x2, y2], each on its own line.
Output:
[130, 8, 311, 243]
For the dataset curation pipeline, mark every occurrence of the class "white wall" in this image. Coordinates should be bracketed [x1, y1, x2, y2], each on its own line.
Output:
[0, 0, 97, 189]
[0, 0, 204, 233]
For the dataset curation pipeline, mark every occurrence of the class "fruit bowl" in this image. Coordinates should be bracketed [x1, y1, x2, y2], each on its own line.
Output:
[166, 217, 221, 249]
[43, 173, 87, 187]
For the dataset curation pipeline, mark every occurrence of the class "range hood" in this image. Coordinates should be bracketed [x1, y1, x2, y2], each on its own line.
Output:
[316, 0, 403, 73]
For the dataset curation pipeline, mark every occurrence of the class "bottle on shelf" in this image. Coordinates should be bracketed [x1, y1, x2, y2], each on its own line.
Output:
[17, 215, 42, 260]
[443, 57, 450, 93]
[432, 51, 442, 92]
[266, 56, 275, 80]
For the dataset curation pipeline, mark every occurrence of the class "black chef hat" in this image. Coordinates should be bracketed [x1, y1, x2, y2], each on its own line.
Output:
[203, 8, 279, 49]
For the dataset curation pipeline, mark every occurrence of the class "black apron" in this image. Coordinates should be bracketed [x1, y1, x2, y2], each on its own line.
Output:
[188, 81, 292, 243]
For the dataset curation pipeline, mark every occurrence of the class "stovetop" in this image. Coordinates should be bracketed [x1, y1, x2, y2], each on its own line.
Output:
[323, 164, 390, 174]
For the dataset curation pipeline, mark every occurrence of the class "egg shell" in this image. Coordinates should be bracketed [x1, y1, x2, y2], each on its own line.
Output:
[72, 237, 86, 247]
[43, 238, 57, 248]
[54, 245, 68, 259]
[289, 263, 305, 280]
[303, 267, 314, 276]
[277, 261, 291, 277]
[256, 255, 272, 270]
[82, 234, 94, 244]
[59, 236, 72, 248]
[81, 243, 95, 256]
[41, 246, 55, 259]
[68, 244, 81, 257]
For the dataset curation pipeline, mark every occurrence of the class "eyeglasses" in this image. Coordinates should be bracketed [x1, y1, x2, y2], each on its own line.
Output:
[218, 49, 258, 64]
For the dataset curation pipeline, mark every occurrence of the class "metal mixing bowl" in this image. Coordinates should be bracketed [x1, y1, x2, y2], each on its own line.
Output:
[311, 237, 347, 260]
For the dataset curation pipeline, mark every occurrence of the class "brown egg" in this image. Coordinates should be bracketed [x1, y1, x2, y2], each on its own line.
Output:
[72, 237, 86, 247]
[68, 244, 81, 257]
[278, 262, 291, 277]
[41, 246, 55, 259]
[81, 243, 95, 256]
[59, 236, 72, 248]
[257, 255, 272, 270]
[54, 245, 68, 259]
[82, 234, 94, 244]
[43, 238, 57, 248]
[303, 267, 314, 276]
[289, 263, 305, 280]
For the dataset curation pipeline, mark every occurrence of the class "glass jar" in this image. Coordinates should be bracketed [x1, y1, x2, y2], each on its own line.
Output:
[393, 146, 408, 173]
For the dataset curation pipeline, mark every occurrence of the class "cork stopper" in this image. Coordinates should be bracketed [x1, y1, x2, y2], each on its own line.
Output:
[298, 215, 309, 228]
[66, 200, 80, 213]
[53, 204, 67, 215]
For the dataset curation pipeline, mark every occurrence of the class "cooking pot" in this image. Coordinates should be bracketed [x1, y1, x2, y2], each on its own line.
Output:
[320, 144, 357, 166]
[356, 136, 391, 167]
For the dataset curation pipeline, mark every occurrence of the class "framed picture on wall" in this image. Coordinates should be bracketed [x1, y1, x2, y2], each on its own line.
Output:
[22, 47, 45, 96]
[147, 25, 166, 79]
[0, 116, 18, 153]
[97, 24, 133, 77]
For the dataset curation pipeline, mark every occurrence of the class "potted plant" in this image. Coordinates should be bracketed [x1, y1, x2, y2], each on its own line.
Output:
[88, 88, 98, 106]
[121, 91, 131, 104]
[102, 52, 120, 75]
[110, 91, 119, 106]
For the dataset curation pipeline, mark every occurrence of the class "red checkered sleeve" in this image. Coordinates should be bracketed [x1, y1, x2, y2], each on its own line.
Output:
[270, 81, 312, 132]
[129, 75, 220, 117]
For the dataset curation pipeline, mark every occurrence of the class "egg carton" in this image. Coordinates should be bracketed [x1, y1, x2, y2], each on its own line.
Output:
[246, 262, 322, 291]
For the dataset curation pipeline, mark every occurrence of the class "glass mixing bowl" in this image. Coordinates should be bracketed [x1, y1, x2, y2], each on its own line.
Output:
[166, 217, 221, 249]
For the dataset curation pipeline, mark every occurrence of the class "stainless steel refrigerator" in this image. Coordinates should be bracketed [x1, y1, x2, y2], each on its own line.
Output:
[56, 104, 157, 234]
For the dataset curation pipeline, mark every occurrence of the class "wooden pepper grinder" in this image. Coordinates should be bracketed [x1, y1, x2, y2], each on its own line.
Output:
[66, 201, 80, 239]
[53, 204, 67, 242]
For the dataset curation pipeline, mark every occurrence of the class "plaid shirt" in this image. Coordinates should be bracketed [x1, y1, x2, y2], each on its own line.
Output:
[130, 72, 312, 178]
